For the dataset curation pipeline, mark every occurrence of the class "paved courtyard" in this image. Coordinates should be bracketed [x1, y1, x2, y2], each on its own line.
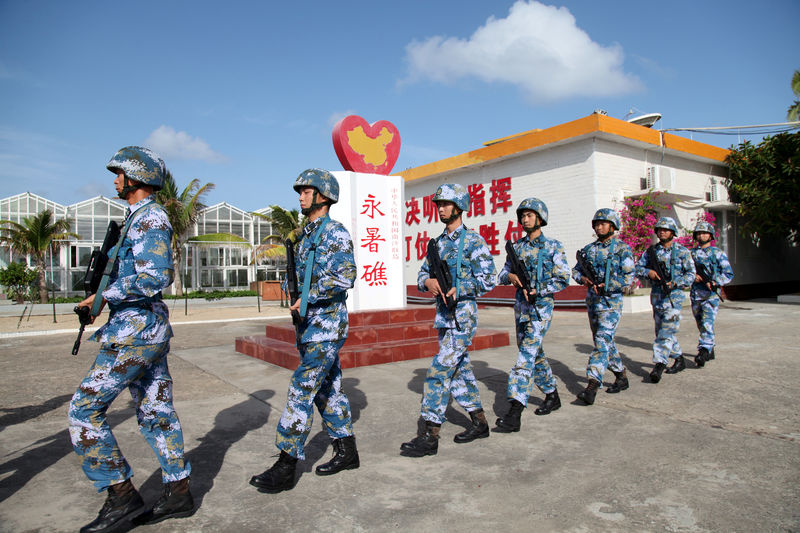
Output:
[0, 298, 798, 532]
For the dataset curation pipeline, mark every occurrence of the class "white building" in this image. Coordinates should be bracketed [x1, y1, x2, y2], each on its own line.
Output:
[0, 192, 283, 297]
[399, 113, 799, 299]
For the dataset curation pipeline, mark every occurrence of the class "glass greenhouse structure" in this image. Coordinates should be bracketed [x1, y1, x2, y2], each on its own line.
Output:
[0, 192, 284, 297]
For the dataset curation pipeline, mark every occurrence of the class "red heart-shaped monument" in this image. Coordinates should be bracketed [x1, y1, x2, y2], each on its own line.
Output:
[332, 115, 401, 175]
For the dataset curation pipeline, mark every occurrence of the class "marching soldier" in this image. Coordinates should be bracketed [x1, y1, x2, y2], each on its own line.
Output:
[68, 146, 194, 532]
[635, 216, 695, 383]
[400, 183, 497, 457]
[690, 220, 733, 366]
[250, 169, 359, 492]
[572, 209, 635, 405]
[495, 198, 570, 432]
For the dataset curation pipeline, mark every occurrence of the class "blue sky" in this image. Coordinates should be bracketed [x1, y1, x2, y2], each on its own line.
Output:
[1, 0, 798, 211]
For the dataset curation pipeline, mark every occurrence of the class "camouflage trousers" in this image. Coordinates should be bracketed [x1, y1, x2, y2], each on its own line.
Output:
[68, 342, 190, 492]
[652, 298, 683, 364]
[276, 339, 353, 460]
[509, 318, 556, 404]
[420, 328, 482, 425]
[585, 305, 624, 384]
[692, 296, 720, 351]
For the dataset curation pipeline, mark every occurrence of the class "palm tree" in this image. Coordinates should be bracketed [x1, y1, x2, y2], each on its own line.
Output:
[0, 209, 76, 303]
[156, 170, 215, 296]
[788, 69, 800, 122]
[251, 205, 304, 264]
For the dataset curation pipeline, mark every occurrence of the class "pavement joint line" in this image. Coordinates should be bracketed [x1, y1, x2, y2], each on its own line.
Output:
[0, 315, 285, 339]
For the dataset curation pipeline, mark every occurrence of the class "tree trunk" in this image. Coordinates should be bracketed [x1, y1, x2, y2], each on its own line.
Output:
[172, 248, 184, 297]
[37, 266, 48, 304]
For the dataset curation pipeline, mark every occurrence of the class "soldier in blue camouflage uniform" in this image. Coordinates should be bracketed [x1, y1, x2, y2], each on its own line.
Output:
[68, 147, 193, 533]
[572, 209, 635, 405]
[495, 198, 570, 432]
[635, 216, 696, 383]
[400, 183, 497, 457]
[251, 169, 358, 493]
[690, 220, 733, 367]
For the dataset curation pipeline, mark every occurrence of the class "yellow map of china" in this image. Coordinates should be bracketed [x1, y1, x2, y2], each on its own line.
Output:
[346, 126, 394, 166]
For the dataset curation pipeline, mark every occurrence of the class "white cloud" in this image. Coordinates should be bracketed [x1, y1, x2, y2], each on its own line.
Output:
[144, 126, 227, 163]
[328, 110, 358, 128]
[402, 0, 641, 103]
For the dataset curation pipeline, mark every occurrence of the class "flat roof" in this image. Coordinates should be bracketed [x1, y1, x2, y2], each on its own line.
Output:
[396, 113, 730, 182]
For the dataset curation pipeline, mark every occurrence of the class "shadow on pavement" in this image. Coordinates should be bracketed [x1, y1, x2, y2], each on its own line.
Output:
[0, 393, 73, 430]
[137, 389, 275, 510]
[0, 410, 133, 504]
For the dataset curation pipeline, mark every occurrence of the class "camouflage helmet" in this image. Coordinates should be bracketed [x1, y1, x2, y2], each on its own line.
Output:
[293, 168, 339, 203]
[517, 197, 548, 226]
[592, 208, 620, 231]
[432, 183, 470, 212]
[654, 216, 679, 234]
[693, 220, 716, 237]
[106, 146, 166, 190]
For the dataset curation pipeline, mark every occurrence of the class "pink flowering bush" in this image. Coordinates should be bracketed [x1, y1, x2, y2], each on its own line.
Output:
[674, 211, 717, 249]
[618, 192, 667, 261]
[618, 193, 668, 291]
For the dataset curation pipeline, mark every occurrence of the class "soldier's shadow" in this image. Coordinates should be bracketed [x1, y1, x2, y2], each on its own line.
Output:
[0, 393, 73, 431]
[137, 389, 275, 511]
[297, 377, 366, 476]
[0, 409, 132, 505]
[615, 335, 656, 381]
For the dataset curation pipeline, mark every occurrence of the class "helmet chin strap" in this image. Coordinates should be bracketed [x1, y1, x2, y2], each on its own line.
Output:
[117, 175, 142, 200]
[596, 229, 614, 240]
[302, 189, 331, 216]
[524, 224, 541, 235]
[658, 233, 674, 244]
[440, 207, 462, 225]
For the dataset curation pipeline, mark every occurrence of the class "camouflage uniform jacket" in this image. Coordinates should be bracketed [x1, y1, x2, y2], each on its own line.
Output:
[417, 224, 497, 330]
[635, 242, 695, 297]
[690, 246, 733, 300]
[90, 196, 174, 345]
[572, 238, 635, 307]
[291, 214, 356, 344]
[498, 233, 570, 323]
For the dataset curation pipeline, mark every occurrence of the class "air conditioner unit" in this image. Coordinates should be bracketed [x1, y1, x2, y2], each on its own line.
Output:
[645, 166, 674, 190]
[708, 181, 726, 202]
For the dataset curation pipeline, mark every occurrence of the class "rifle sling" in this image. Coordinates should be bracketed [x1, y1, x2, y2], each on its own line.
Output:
[90, 204, 148, 317]
[299, 215, 330, 318]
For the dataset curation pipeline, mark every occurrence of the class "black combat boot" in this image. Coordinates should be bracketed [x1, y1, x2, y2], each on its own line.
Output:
[400, 421, 440, 457]
[707, 347, 715, 360]
[534, 390, 561, 415]
[133, 476, 194, 526]
[665, 355, 686, 374]
[494, 399, 525, 432]
[454, 409, 489, 443]
[577, 379, 600, 405]
[650, 362, 667, 383]
[695, 348, 708, 367]
[81, 479, 144, 533]
[250, 450, 298, 493]
[606, 369, 629, 394]
[315, 436, 360, 475]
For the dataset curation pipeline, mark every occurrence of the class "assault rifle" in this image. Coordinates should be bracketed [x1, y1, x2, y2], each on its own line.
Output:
[575, 249, 604, 295]
[426, 238, 456, 311]
[72, 221, 121, 355]
[505, 240, 540, 319]
[284, 237, 302, 337]
[575, 249, 609, 305]
[646, 245, 674, 307]
[695, 262, 724, 301]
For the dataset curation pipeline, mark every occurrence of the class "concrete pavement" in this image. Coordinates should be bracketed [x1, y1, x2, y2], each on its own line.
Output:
[0, 298, 798, 532]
